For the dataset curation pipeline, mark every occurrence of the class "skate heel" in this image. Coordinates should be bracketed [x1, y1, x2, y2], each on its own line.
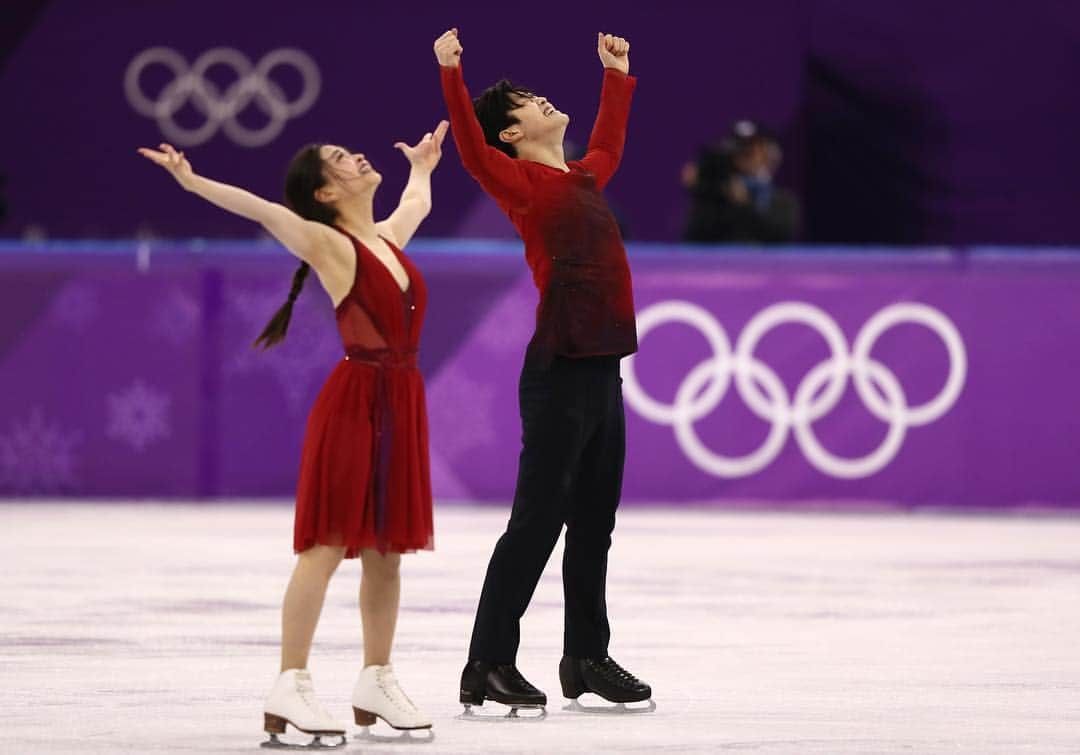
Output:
[559, 657, 587, 699]
[263, 713, 288, 734]
[459, 687, 485, 705]
[352, 707, 377, 726]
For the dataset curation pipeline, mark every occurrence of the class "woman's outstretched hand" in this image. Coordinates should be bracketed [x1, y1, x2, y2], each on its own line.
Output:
[138, 143, 196, 190]
[393, 120, 450, 173]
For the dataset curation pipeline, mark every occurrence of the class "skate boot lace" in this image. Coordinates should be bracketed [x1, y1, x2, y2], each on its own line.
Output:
[504, 665, 539, 693]
[378, 667, 419, 713]
[295, 676, 334, 721]
[597, 657, 642, 687]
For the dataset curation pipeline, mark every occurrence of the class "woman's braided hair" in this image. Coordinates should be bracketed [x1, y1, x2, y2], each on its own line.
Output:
[253, 144, 336, 349]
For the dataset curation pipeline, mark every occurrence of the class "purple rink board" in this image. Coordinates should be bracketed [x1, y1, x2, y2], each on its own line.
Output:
[1, 241, 1079, 509]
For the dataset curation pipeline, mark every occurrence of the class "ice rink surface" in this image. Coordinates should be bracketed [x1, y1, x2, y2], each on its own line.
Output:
[2, 503, 1079, 754]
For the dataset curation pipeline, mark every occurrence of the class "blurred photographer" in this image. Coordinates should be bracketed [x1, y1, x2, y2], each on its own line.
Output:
[682, 120, 800, 244]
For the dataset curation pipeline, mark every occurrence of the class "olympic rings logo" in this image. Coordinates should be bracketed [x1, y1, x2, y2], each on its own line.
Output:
[124, 47, 321, 147]
[621, 301, 967, 479]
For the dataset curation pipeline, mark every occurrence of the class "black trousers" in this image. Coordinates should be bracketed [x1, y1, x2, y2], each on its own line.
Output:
[468, 354, 626, 663]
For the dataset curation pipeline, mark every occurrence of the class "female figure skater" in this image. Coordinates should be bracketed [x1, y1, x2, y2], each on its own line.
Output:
[139, 119, 448, 746]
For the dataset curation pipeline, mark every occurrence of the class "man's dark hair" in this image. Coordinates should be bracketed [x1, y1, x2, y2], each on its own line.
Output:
[473, 79, 534, 158]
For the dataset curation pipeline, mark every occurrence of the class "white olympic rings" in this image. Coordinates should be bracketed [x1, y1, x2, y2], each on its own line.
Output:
[125, 47, 321, 147]
[620, 301, 967, 479]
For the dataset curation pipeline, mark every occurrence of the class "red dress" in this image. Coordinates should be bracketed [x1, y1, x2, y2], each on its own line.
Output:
[293, 228, 433, 557]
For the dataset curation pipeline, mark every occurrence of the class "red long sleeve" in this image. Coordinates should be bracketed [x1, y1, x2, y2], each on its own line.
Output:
[579, 69, 636, 189]
[440, 64, 531, 211]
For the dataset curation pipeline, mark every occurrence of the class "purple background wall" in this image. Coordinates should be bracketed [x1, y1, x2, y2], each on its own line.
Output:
[3, 2, 1079, 507]
[2, 241, 1079, 509]
[2, 1, 1078, 243]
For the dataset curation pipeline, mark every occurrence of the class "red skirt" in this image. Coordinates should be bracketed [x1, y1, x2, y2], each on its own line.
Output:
[293, 358, 434, 557]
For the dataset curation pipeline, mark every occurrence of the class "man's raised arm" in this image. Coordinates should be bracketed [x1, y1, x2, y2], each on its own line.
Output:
[579, 33, 636, 190]
[434, 28, 531, 209]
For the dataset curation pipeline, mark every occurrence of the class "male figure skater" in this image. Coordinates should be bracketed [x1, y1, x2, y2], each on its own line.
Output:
[433, 28, 652, 713]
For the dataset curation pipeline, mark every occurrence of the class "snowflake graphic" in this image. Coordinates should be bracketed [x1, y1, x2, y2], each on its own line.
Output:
[426, 368, 498, 459]
[226, 286, 342, 415]
[147, 287, 201, 346]
[49, 281, 100, 332]
[105, 379, 172, 452]
[0, 407, 83, 494]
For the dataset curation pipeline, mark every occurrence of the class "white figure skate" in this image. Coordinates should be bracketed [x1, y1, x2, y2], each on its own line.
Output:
[261, 669, 346, 750]
[352, 663, 434, 742]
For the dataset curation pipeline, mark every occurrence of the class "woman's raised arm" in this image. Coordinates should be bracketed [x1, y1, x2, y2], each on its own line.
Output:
[138, 143, 337, 265]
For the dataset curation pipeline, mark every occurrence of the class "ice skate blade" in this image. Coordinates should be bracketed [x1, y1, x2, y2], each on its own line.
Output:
[261, 732, 347, 750]
[457, 702, 547, 722]
[563, 698, 657, 715]
[354, 725, 436, 744]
